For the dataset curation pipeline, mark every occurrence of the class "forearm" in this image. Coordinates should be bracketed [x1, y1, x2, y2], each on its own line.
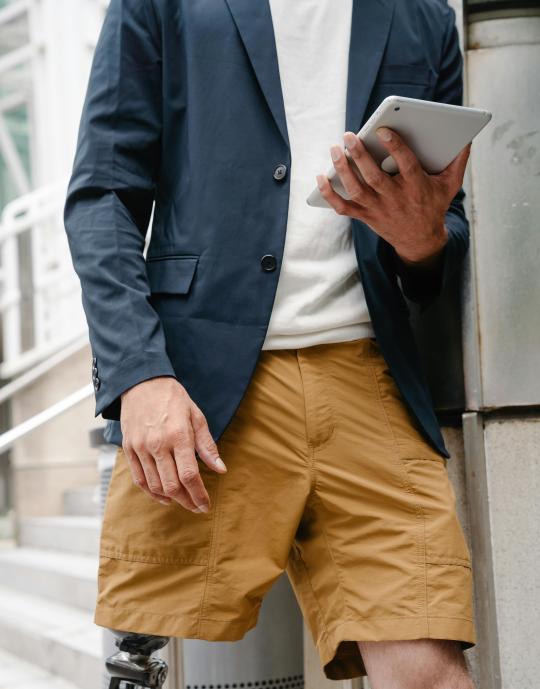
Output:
[64, 0, 174, 420]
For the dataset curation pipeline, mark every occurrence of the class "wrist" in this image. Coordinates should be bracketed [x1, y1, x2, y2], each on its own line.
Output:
[396, 224, 448, 268]
[120, 375, 177, 401]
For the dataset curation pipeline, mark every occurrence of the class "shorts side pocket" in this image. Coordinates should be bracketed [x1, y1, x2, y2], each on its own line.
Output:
[99, 447, 220, 565]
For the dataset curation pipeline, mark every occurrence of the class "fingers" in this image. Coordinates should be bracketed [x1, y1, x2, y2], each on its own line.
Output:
[190, 403, 227, 473]
[173, 438, 211, 513]
[375, 127, 424, 181]
[121, 378, 220, 514]
[342, 132, 393, 195]
[439, 142, 472, 195]
[145, 453, 198, 511]
[123, 445, 171, 506]
[127, 440, 205, 512]
[152, 449, 193, 505]
[316, 173, 365, 219]
[329, 143, 376, 206]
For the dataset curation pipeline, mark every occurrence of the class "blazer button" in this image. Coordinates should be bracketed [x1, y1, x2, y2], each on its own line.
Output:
[273, 164, 287, 181]
[261, 254, 277, 272]
[93, 377, 101, 391]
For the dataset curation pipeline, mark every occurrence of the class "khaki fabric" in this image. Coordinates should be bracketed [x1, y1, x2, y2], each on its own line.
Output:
[94, 336, 476, 680]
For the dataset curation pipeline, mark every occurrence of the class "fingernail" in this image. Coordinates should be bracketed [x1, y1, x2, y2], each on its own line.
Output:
[343, 132, 357, 150]
[316, 174, 325, 189]
[376, 127, 392, 142]
[195, 504, 209, 513]
[330, 146, 342, 162]
[159, 499, 170, 506]
[215, 456, 227, 471]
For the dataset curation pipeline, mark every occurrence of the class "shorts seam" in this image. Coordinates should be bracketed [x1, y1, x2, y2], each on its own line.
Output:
[400, 454, 446, 463]
[324, 613, 475, 632]
[310, 488, 356, 624]
[198, 466, 225, 633]
[301, 356, 353, 626]
[369, 363, 428, 623]
[295, 353, 318, 490]
[296, 351, 335, 453]
[95, 602, 262, 625]
[316, 356, 337, 448]
[99, 548, 208, 566]
[426, 557, 472, 568]
[289, 545, 332, 638]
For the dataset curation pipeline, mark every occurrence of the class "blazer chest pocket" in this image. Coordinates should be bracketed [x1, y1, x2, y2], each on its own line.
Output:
[373, 63, 436, 101]
[145, 255, 200, 294]
[376, 63, 434, 86]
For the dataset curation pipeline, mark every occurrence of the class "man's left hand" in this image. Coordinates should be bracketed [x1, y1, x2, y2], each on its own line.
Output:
[316, 128, 471, 267]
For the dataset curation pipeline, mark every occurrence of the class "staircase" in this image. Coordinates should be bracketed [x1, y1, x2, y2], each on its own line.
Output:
[0, 486, 102, 689]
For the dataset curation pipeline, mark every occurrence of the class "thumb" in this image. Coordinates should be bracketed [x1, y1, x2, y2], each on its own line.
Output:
[190, 403, 228, 473]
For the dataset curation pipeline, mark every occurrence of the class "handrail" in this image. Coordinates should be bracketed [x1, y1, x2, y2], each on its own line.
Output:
[0, 0, 32, 26]
[0, 329, 89, 380]
[0, 334, 89, 406]
[0, 383, 94, 454]
[0, 176, 87, 378]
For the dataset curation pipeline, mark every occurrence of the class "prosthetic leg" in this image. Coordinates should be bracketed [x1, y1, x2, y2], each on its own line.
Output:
[106, 630, 170, 689]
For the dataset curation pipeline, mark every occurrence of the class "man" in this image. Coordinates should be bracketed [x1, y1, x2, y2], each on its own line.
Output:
[64, 0, 477, 685]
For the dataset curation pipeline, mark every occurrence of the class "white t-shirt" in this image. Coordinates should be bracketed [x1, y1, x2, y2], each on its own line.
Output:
[262, 0, 374, 350]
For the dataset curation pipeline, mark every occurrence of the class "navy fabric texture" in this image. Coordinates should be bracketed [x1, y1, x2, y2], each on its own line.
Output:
[64, 0, 469, 459]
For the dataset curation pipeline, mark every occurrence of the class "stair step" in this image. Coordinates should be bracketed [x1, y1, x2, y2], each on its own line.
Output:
[18, 516, 101, 556]
[0, 546, 98, 610]
[0, 646, 83, 689]
[0, 584, 101, 689]
[62, 486, 100, 517]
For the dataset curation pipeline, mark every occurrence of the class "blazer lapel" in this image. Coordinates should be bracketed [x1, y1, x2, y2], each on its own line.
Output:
[224, 0, 395, 148]
[224, 0, 289, 148]
[346, 0, 396, 133]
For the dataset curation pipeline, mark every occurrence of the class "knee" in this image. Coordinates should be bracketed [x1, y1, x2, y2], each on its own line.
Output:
[357, 639, 474, 689]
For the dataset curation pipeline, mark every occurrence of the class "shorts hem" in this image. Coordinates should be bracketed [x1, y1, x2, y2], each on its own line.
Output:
[318, 614, 477, 680]
[94, 602, 261, 641]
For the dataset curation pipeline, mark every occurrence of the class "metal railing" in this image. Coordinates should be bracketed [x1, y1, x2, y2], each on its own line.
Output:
[0, 382, 93, 454]
[0, 177, 89, 378]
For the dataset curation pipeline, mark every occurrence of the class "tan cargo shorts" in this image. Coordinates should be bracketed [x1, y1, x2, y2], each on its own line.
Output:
[94, 336, 476, 680]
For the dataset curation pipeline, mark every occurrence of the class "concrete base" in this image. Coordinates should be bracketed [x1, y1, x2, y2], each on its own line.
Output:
[464, 413, 540, 689]
[10, 344, 100, 517]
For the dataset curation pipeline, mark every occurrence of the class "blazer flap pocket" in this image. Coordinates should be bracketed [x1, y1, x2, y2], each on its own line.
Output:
[145, 255, 199, 294]
[376, 63, 434, 85]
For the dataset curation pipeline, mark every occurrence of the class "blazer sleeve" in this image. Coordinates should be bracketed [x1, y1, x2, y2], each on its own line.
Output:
[390, 3, 470, 312]
[64, 0, 176, 421]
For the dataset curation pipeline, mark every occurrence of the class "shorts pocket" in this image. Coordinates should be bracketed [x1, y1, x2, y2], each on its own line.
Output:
[99, 447, 221, 565]
[370, 360, 446, 463]
[426, 560, 475, 623]
[397, 455, 472, 567]
[370, 361, 471, 566]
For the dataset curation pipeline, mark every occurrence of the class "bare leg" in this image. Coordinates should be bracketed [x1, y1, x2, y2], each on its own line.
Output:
[357, 639, 475, 689]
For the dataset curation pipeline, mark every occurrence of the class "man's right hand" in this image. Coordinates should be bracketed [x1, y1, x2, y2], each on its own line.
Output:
[120, 377, 227, 512]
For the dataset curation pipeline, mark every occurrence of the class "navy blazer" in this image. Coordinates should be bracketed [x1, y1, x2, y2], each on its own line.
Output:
[64, 0, 469, 459]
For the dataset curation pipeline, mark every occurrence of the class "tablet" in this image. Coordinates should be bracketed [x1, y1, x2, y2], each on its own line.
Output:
[306, 95, 492, 209]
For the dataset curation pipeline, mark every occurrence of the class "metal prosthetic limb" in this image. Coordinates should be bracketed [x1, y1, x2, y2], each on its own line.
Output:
[106, 630, 170, 689]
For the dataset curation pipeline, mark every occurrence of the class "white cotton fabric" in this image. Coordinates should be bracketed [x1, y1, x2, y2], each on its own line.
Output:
[263, 0, 374, 350]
